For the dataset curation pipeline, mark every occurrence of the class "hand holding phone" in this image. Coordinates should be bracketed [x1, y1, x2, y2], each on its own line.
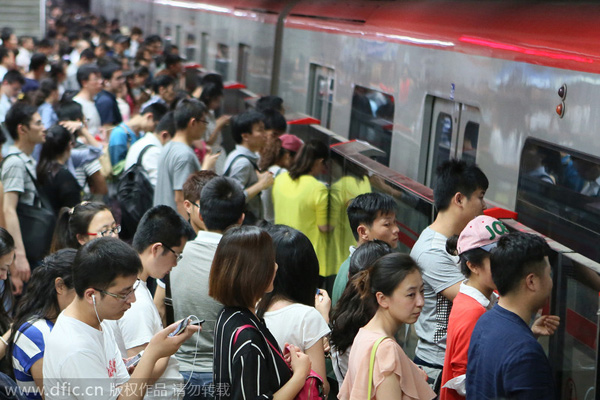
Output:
[168, 317, 205, 337]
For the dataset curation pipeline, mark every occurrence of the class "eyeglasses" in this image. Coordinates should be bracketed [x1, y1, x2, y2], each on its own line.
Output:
[192, 201, 200, 209]
[162, 243, 183, 262]
[87, 224, 121, 237]
[198, 119, 209, 126]
[94, 279, 140, 302]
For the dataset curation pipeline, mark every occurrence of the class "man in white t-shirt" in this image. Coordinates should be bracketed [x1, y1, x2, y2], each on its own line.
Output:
[109, 206, 195, 400]
[73, 64, 103, 136]
[43, 237, 198, 400]
[124, 111, 176, 188]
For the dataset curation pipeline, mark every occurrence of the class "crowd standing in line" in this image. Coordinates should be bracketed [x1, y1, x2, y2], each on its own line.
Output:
[0, 6, 563, 400]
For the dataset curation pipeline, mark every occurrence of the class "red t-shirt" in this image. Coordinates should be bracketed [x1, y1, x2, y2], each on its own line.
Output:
[440, 291, 487, 400]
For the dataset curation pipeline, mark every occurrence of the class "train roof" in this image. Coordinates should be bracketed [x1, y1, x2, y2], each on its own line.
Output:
[169, 0, 600, 74]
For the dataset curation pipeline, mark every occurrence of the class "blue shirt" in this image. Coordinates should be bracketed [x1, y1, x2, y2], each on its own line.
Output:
[12, 319, 54, 399]
[108, 123, 140, 165]
[95, 89, 122, 126]
[466, 305, 555, 400]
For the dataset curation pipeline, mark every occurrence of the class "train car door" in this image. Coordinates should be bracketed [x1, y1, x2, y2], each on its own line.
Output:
[425, 98, 481, 186]
[307, 64, 334, 129]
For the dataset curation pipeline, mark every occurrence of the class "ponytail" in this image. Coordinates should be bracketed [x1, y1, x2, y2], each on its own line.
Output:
[50, 202, 110, 252]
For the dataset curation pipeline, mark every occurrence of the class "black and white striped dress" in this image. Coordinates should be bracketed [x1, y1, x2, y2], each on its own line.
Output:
[213, 307, 292, 400]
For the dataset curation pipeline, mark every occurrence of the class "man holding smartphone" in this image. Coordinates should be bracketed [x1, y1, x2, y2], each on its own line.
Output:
[108, 206, 195, 400]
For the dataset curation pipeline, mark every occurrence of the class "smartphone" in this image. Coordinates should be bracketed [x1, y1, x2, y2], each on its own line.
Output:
[125, 350, 144, 368]
[189, 319, 205, 327]
[169, 316, 191, 337]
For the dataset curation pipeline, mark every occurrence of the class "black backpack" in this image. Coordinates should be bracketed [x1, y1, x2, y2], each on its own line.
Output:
[117, 144, 155, 241]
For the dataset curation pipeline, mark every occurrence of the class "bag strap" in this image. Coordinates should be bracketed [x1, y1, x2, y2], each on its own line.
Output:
[367, 336, 388, 400]
[224, 154, 259, 177]
[136, 143, 156, 166]
[233, 324, 286, 361]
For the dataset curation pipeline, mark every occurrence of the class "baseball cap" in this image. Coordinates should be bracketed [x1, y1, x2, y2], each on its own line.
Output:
[279, 134, 303, 153]
[457, 215, 509, 254]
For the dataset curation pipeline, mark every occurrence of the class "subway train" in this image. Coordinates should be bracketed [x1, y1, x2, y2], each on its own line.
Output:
[92, 1, 600, 398]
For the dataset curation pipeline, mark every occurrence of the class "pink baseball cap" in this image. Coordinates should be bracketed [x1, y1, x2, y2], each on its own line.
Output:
[457, 215, 509, 254]
[279, 134, 303, 153]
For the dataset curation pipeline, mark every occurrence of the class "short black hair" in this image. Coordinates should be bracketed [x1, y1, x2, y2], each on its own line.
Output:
[76, 64, 101, 87]
[434, 159, 489, 211]
[100, 62, 121, 80]
[29, 53, 48, 72]
[152, 74, 174, 94]
[347, 193, 396, 241]
[140, 102, 168, 123]
[490, 231, 550, 296]
[56, 101, 84, 121]
[165, 53, 182, 67]
[2, 69, 24, 85]
[200, 73, 223, 90]
[80, 48, 96, 61]
[349, 239, 392, 277]
[256, 95, 283, 113]
[174, 98, 207, 131]
[144, 34, 162, 45]
[132, 205, 195, 254]
[200, 177, 245, 231]
[4, 102, 37, 140]
[231, 110, 264, 144]
[0, 28, 14, 43]
[0, 47, 10, 63]
[199, 82, 223, 105]
[262, 109, 287, 133]
[72, 237, 142, 298]
[155, 110, 176, 137]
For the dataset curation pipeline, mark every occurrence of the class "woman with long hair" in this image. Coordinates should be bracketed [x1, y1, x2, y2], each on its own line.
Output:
[256, 225, 331, 396]
[36, 124, 81, 214]
[272, 139, 333, 278]
[209, 226, 311, 399]
[329, 240, 392, 386]
[339, 253, 435, 400]
[10, 249, 77, 399]
[50, 202, 119, 253]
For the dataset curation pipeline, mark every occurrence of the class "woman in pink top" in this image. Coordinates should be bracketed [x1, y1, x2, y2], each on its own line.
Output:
[339, 253, 436, 400]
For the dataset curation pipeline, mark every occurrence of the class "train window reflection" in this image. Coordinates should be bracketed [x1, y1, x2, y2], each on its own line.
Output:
[215, 43, 230, 80]
[185, 33, 197, 62]
[516, 139, 600, 263]
[461, 121, 479, 164]
[237, 44, 251, 84]
[431, 112, 453, 171]
[201, 33, 209, 67]
[348, 85, 394, 166]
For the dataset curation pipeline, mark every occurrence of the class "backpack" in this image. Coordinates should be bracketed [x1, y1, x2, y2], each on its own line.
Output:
[234, 324, 325, 400]
[117, 144, 155, 240]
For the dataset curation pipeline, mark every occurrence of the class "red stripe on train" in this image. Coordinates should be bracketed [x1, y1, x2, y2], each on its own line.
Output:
[566, 308, 597, 350]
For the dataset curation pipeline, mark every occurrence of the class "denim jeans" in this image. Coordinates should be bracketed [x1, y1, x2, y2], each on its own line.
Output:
[180, 371, 214, 400]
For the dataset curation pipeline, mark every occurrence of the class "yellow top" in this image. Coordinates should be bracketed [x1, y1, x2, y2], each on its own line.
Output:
[272, 172, 331, 276]
[328, 175, 372, 272]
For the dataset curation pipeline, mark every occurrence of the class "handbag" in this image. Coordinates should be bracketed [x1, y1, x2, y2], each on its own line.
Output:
[367, 336, 389, 400]
[2, 154, 56, 263]
[234, 324, 325, 400]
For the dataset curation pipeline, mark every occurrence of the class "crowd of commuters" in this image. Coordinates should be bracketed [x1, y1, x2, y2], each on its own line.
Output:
[0, 6, 563, 400]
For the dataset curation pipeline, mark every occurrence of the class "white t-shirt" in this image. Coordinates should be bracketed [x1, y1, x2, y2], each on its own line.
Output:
[74, 95, 101, 135]
[43, 314, 129, 400]
[263, 303, 330, 352]
[124, 133, 163, 188]
[109, 281, 183, 400]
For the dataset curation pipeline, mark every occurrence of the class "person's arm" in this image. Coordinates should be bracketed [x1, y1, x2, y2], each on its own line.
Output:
[244, 171, 274, 201]
[204, 115, 231, 146]
[126, 344, 169, 385]
[30, 358, 44, 399]
[440, 281, 462, 302]
[88, 170, 108, 196]
[153, 285, 167, 328]
[117, 322, 199, 400]
[304, 342, 330, 396]
[174, 190, 187, 220]
[314, 183, 333, 233]
[375, 373, 403, 398]
[4, 192, 28, 293]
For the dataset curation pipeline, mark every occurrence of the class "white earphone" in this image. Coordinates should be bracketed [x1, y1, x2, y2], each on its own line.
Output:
[92, 294, 96, 305]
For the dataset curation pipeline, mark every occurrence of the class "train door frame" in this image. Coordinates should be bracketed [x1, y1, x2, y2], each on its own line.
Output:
[307, 63, 335, 129]
[423, 96, 481, 187]
[201, 33, 210, 68]
[237, 43, 251, 85]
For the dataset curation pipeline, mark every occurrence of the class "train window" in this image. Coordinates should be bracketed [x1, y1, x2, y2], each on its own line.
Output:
[175, 25, 182, 49]
[307, 64, 335, 130]
[516, 139, 600, 263]
[185, 33, 197, 63]
[201, 33, 209, 67]
[461, 121, 479, 165]
[156, 21, 162, 37]
[237, 44, 251, 84]
[164, 26, 172, 45]
[348, 85, 394, 166]
[215, 43, 230, 81]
